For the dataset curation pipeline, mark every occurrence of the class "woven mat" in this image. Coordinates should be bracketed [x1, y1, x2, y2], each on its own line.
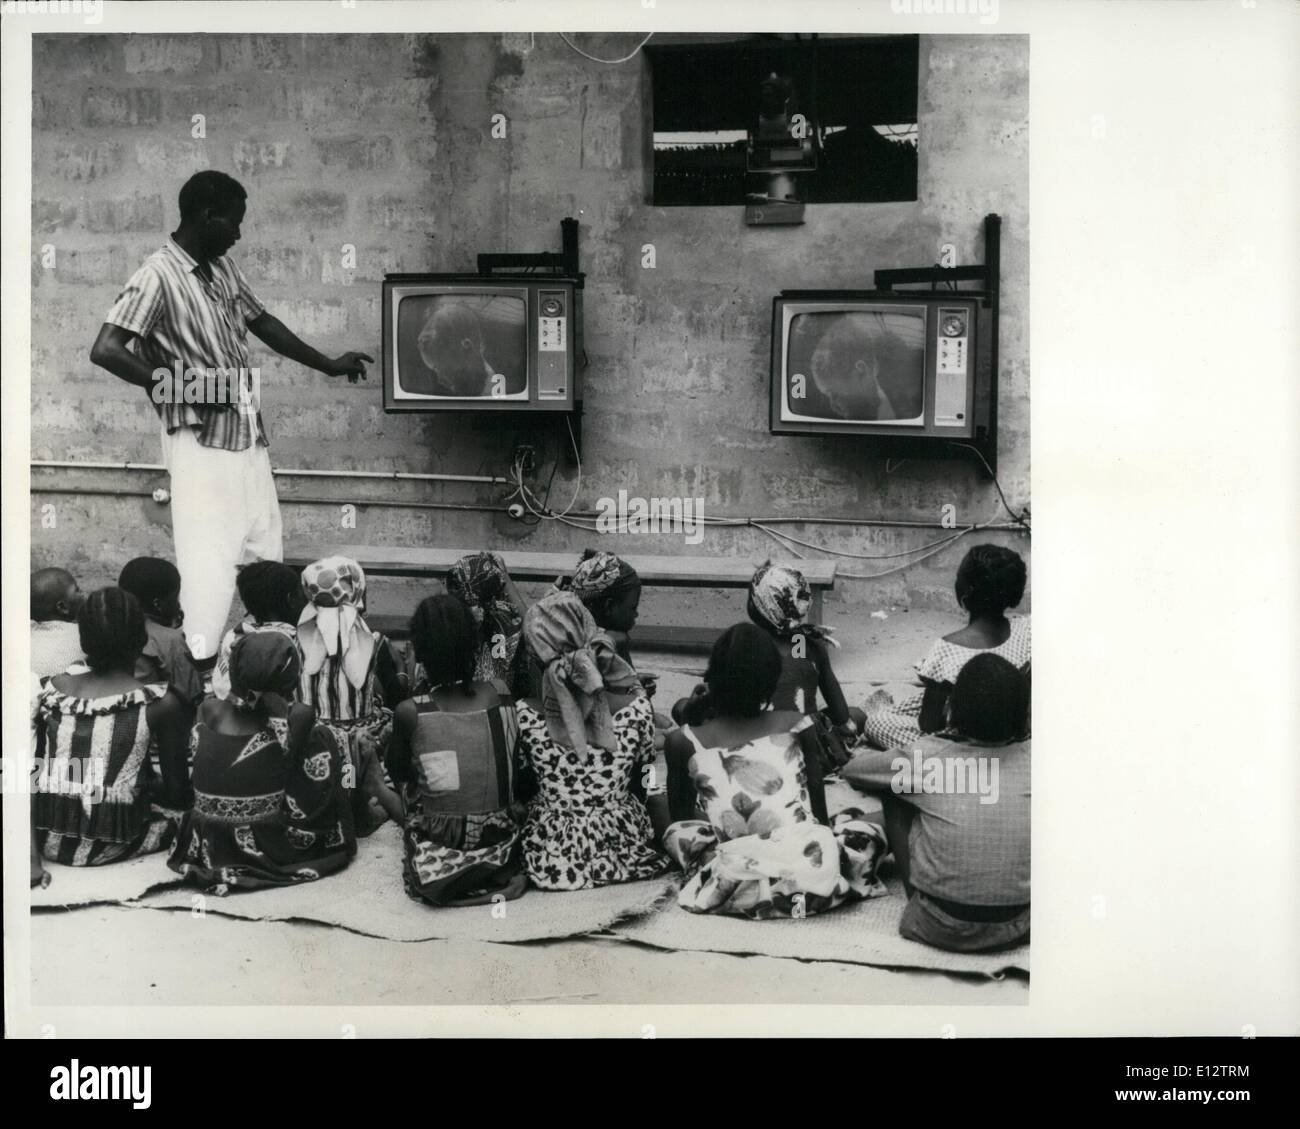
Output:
[610, 876, 1029, 978]
[127, 822, 677, 944]
[31, 851, 185, 909]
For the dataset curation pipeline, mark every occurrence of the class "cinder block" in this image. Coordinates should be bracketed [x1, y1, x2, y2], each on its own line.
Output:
[276, 299, 349, 338]
[211, 35, 299, 73]
[81, 87, 163, 127]
[33, 199, 80, 233]
[34, 245, 132, 286]
[81, 194, 166, 234]
[232, 140, 292, 176]
[34, 34, 119, 76]
[312, 135, 396, 172]
[40, 140, 127, 182]
[259, 190, 347, 227]
[123, 36, 205, 74]
[134, 138, 209, 177]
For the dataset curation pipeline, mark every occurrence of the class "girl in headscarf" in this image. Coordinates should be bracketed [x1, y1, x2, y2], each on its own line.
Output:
[443, 551, 529, 696]
[677, 562, 861, 774]
[387, 594, 527, 907]
[514, 591, 669, 890]
[297, 556, 405, 834]
[167, 633, 358, 893]
[560, 550, 653, 695]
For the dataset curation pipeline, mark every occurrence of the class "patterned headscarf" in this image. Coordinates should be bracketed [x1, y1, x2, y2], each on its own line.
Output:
[523, 591, 617, 757]
[446, 551, 523, 645]
[228, 632, 301, 712]
[297, 556, 376, 690]
[566, 551, 639, 605]
[748, 561, 838, 647]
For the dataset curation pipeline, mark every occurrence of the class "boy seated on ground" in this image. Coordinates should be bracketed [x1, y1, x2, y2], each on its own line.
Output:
[211, 560, 306, 701]
[842, 653, 1030, 953]
[118, 557, 205, 708]
[31, 567, 86, 678]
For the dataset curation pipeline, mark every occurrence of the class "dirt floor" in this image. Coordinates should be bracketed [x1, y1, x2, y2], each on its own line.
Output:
[28, 605, 1030, 1009]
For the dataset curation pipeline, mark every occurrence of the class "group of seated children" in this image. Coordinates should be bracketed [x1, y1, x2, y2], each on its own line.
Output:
[29, 542, 1030, 954]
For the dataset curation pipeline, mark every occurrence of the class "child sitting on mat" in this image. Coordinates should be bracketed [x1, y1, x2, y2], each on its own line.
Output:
[169, 633, 359, 893]
[843, 652, 1031, 953]
[386, 594, 528, 907]
[211, 560, 306, 701]
[661, 623, 888, 919]
[118, 557, 205, 710]
[676, 562, 861, 774]
[515, 591, 669, 890]
[297, 556, 406, 835]
[861, 544, 1030, 751]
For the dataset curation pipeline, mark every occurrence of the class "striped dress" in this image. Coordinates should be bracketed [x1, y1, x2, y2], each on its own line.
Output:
[389, 681, 527, 907]
[298, 627, 393, 835]
[32, 678, 177, 866]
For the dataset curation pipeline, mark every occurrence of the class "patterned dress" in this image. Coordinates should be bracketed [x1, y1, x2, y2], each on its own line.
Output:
[32, 679, 177, 866]
[392, 682, 527, 907]
[663, 717, 889, 919]
[517, 695, 669, 890]
[862, 616, 1031, 751]
[168, 716, 356, 893]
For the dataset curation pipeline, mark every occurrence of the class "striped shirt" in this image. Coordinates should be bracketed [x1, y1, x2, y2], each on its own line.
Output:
[104, 237, 268, 451]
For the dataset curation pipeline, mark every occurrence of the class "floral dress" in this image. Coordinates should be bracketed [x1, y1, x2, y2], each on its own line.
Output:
[517, 695, 669, 890]
[168, 716, 357, 893]
[663, 716, 889, 919]
[32, 679, 178, 866]
[862, 616, 1031, 751]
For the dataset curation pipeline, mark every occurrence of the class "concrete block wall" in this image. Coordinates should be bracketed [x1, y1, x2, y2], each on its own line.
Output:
[30, 32, 1029, 620]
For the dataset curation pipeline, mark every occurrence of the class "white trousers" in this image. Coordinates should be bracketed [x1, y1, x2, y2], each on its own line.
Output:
[160, 425, 283, 660]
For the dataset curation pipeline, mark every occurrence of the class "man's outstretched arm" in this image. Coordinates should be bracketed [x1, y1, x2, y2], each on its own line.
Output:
[90, 324, 158, 390]
[246, 311, 373, 383]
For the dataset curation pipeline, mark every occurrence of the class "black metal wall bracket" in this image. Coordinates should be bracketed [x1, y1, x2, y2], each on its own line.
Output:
[476, 218, 585, 469]
[873, 213, 1001, 478]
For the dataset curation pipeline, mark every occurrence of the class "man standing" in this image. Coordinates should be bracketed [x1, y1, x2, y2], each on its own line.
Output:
[90, 170, 372, 668]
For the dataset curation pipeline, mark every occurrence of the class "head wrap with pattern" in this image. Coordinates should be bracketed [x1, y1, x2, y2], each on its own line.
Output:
[227, 632, 301, 712]
[446, 551, 523, 646]
[566, 550, 639, 605]
[748, 561, 838, 648]
[297, 556, 376, 690]
[522, 591, 618, 757]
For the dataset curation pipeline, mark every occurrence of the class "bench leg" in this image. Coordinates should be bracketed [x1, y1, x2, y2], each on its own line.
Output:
[810, 589, 824, 624]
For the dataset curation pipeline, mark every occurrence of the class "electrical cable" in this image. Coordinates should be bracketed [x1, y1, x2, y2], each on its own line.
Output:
[557, 32, 654, 65]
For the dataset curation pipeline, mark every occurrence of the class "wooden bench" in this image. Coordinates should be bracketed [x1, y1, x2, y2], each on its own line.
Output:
[283, 544, 837, 653]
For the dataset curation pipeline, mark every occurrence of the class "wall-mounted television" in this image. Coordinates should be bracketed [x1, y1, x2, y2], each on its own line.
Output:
[769, 290, 996, 466]
[382, 274, 580, 413]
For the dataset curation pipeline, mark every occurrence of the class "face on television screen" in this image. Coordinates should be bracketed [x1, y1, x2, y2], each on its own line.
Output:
[393, 292, 528, 400]
[784, 307, 926, 424]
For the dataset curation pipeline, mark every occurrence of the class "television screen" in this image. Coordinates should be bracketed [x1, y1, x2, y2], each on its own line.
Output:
[392, 291, 529, 401]
[782, 306, 926, 424]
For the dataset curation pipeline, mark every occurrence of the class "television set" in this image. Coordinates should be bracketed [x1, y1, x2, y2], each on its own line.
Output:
[769, 289, 996, 465]
[382, 274, 581, 413]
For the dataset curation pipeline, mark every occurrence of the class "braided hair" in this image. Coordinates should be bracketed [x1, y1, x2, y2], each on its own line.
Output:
[954, 544, 1027, 617]
[409, 594, 478, 696]
[78, 587, 148, 673]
